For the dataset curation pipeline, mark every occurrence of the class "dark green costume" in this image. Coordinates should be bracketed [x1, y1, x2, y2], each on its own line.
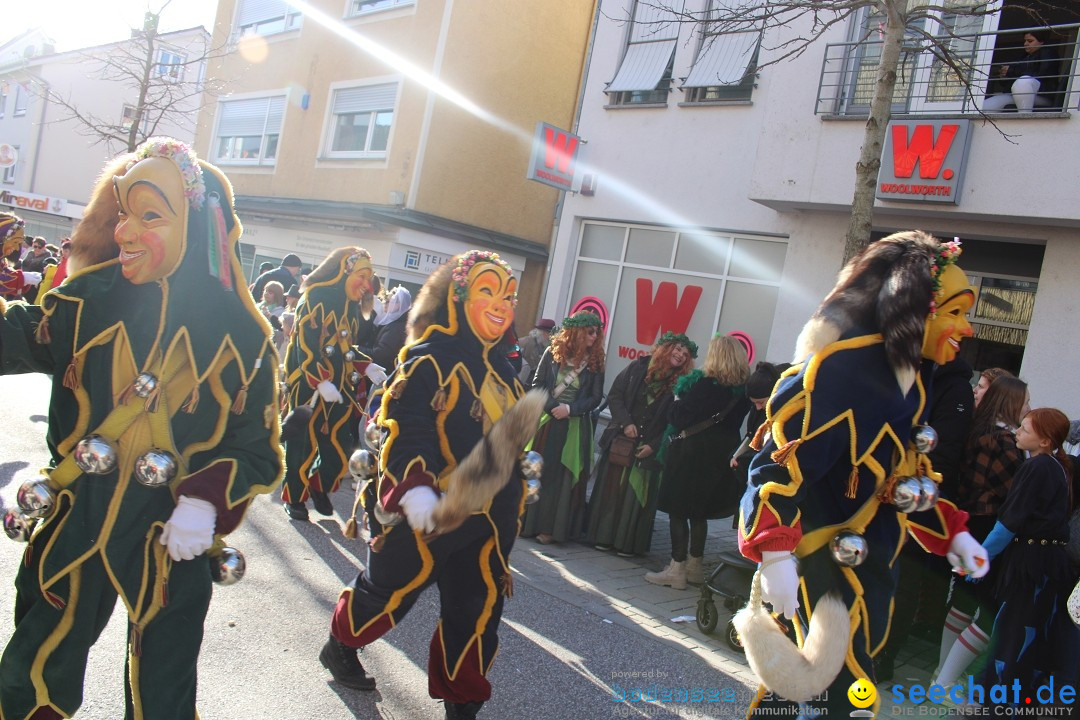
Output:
[0, 147, 282, 719]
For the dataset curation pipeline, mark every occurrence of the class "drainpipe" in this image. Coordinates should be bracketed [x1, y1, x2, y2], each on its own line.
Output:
[28, 77, 49, 194]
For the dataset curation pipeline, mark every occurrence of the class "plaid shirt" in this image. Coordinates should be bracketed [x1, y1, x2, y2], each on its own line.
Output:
[958, 425, 1023, 516]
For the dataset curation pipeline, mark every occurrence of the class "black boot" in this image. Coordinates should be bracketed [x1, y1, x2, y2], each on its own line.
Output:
[310, 490, 334, 516]
[444, 701, 484, 719]
[283, 502, 309, 522]
[318, 635, 376, 691]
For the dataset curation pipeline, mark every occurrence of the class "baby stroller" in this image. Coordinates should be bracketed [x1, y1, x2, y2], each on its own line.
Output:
[695, 548, 757, 652]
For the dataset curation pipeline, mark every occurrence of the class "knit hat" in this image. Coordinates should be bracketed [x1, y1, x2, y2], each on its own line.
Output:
[281, 253, 303, 268]
[535, 318, 556, 331]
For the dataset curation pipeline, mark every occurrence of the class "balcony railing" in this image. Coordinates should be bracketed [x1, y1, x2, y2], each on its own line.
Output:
[816, 22, 1079, 117]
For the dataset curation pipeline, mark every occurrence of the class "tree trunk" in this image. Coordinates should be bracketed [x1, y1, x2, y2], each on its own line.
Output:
[842, 0, 906, 265]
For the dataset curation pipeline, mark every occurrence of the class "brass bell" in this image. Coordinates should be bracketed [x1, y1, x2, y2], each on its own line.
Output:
[16, 480, 56, 520]
[916, 476, 940, 512]
[74, 434, 118, 475]
[911, 425, 939, 454]
[891, 476, 924, 513]
[350, 371, 362, 385]
[134, 449, 178, 487]
[345, 350, 356, 362]
[524, 478, 542, 505]
[132, 372, 159, 398]
[210, 547, 246, 586]
[829, 531, 868, 567]
[364, 420, 384, 452]
[349, 449, 377, 481]
[324, 345, 335, 357]
[521, 451, 543, 481]
[3, 509, 31, 542]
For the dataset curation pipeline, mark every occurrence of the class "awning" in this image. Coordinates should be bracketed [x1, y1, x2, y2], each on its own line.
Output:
[684, 31, 759, 87]
[606, 39, 677, 93]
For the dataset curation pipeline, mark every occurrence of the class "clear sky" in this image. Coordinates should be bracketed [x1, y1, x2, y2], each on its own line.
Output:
[1, 0, 220, 52]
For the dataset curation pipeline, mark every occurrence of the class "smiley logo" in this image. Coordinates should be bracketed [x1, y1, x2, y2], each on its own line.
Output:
[848, 677, 877, 709]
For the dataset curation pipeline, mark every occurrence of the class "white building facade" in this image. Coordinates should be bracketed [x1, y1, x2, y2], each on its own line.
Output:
[546, 0, 1080, 416]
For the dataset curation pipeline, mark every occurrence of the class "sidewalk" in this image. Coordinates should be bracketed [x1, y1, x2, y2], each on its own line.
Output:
[512, 511, 940, 712]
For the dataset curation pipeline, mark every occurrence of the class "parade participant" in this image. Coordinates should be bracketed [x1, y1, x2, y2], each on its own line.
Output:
[320, 250, 545, 720]
[0, 138, 283, 719]
[280, 246, 383, 521]
[0, 213, 42, 301]
[735, 231, 989, 717]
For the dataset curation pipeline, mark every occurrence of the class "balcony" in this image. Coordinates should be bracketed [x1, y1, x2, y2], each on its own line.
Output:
[816, 22, 1079, 118]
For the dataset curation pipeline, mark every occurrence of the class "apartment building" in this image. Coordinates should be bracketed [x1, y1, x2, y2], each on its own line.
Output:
[195, 0, 596, 326]
[0, 27, 211, 242]
[544, 0, 1080, 413]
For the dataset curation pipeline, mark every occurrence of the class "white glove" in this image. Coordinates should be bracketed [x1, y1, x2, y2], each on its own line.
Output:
[22, 271, 42, 287]
[365, 363, 387, 386]
[317, 379, 343, 404]
[399, 486, 439, 533]
[160, 496, 217, 562]
[760, 550, 800, 620]
[946, 531, 990, 579]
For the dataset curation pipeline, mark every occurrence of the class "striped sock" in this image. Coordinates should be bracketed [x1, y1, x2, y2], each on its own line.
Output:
[936, 623, 989, 689]
[935, 607, 973, 678]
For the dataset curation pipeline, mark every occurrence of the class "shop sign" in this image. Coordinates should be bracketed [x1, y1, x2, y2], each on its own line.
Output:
[390, 244, 452, 276]
[877, 120, 971, 205]
[526, 122, 580, 191]
[0, 189, 69, 217]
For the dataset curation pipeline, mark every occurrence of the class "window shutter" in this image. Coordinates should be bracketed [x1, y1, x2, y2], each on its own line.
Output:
[332, 83, 397, 115]
[684, 31, 759, 87]
[219, 97, 275, 136]
[607, 40, 676, 92]
[237, 0, 290, 27]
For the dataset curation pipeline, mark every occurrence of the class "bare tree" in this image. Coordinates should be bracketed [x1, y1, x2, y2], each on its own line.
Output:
[33, 3, 228, 154]
[625, 0, 1073, 263]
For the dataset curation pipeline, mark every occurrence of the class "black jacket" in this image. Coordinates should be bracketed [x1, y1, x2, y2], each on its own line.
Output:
[600, 355, 674, 458]
[251, 266, 298, 301]
[530, 348, 603, 417]
[927, 357, 974, 501]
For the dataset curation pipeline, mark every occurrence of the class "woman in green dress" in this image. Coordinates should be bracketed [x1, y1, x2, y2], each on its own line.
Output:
[587, 332, 697, 556]
[521, 311, 605, 544]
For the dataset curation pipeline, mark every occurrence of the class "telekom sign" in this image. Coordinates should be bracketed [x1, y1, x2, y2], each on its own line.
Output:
[876, 119, 972, 205]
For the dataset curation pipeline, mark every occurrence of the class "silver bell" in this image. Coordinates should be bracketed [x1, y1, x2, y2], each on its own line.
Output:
[521, 451, 543, 481]
[74, 434, 118, 475]
[350, 371, 362, 385]
[210, 547, 246, 585]
[340, 328, 349, 338]
[17, 480, 57, 520]
[3, 509, 31, 542]
[911, 425, 939, 454]
[324, 345, 336, 357]
[916, 476, 940, 512]
[364, 420, 384, 451]
[134, 449, 178, 487]
[345, 350, 356, 362]
[349, 449, 377, 481]
[132, 372, 159, 398]
[829, 531, 868, 567]
[524, 478, 541, 505]
[891, 476, 924, 514]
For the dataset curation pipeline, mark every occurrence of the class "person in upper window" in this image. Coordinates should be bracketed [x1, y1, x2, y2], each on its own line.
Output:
[984, 29, 1061, 111]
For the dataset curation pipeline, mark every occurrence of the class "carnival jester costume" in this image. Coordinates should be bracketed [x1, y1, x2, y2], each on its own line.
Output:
[735, 232, 989, 718]
[1, 213, 39, 302]
[0, 139, 283, 719]
[321, 251, 545, 720]
[281, 247, 378, 521]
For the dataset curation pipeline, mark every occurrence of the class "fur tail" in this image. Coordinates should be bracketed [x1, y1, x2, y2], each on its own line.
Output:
[733, 573, 849, 701]
[431, 389, 547, 533]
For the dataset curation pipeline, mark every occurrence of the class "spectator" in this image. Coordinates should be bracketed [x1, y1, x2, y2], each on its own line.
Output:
[251, 253, 303, 301]
[587, 332, 697, 557]
[20, 236, 52, 274]
[362, 285, 411, 369]
[519, 318, 555, 384]
[1, 215, 41, 300]
[984, 30, 1061, 111]
[973, 367, 1013, 407]
[645, 334, 750, 589]
[521, 311, 606, 545]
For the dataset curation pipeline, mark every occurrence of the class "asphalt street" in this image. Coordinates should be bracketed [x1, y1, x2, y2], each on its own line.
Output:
[0, 373, 755, 720]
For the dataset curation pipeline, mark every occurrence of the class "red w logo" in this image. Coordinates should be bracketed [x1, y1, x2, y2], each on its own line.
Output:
[891, 124, 958, 179]
[635, 279, 702, 345]
[544, 127, 579, 174]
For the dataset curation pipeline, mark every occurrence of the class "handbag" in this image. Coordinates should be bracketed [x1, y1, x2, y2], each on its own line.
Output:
[280, 390, 318, 443]
[1068, 578, 1080, 627]
[608, 434, 636, 468]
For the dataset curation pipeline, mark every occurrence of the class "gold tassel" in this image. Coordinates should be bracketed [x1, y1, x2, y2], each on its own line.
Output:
[34, 316, 51, 344]
[845, 465, 860, 499]
[119, 381, 137, 406]
[770, 438, 802, 467]
[309, 314, 317, 329]
[130, 623, 143, 657]
[388, 376, 407, 399]
[431, 386, 447, 412]
[62, 356, 78, 391]
[369, 533, 386, 553]
[750, 421, 770, 452]
[182, 384, 200, 414]
[501, 572, 514, 599]
[144, 384, 161, 413]
[321, 417, 330, 434]
[470, 398, 482, 422]
[231, 384, 249, 415]
[343, 489, 366, 539]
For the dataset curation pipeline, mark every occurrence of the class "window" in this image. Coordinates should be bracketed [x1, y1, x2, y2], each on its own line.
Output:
[236, 0, 302, 37]
[2, 145, 18, 184]
[605, 0, 684, 105]
[325, 83, 396, 158]
[214, 95, 286, 164]
[0, 86, 7, 117]
[121, 104, 137, 131]
[156, 50, 185, 82]
[682, 0, 761, 102]
[349, 0, 414, 17]
[14, 84, 28, 116]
